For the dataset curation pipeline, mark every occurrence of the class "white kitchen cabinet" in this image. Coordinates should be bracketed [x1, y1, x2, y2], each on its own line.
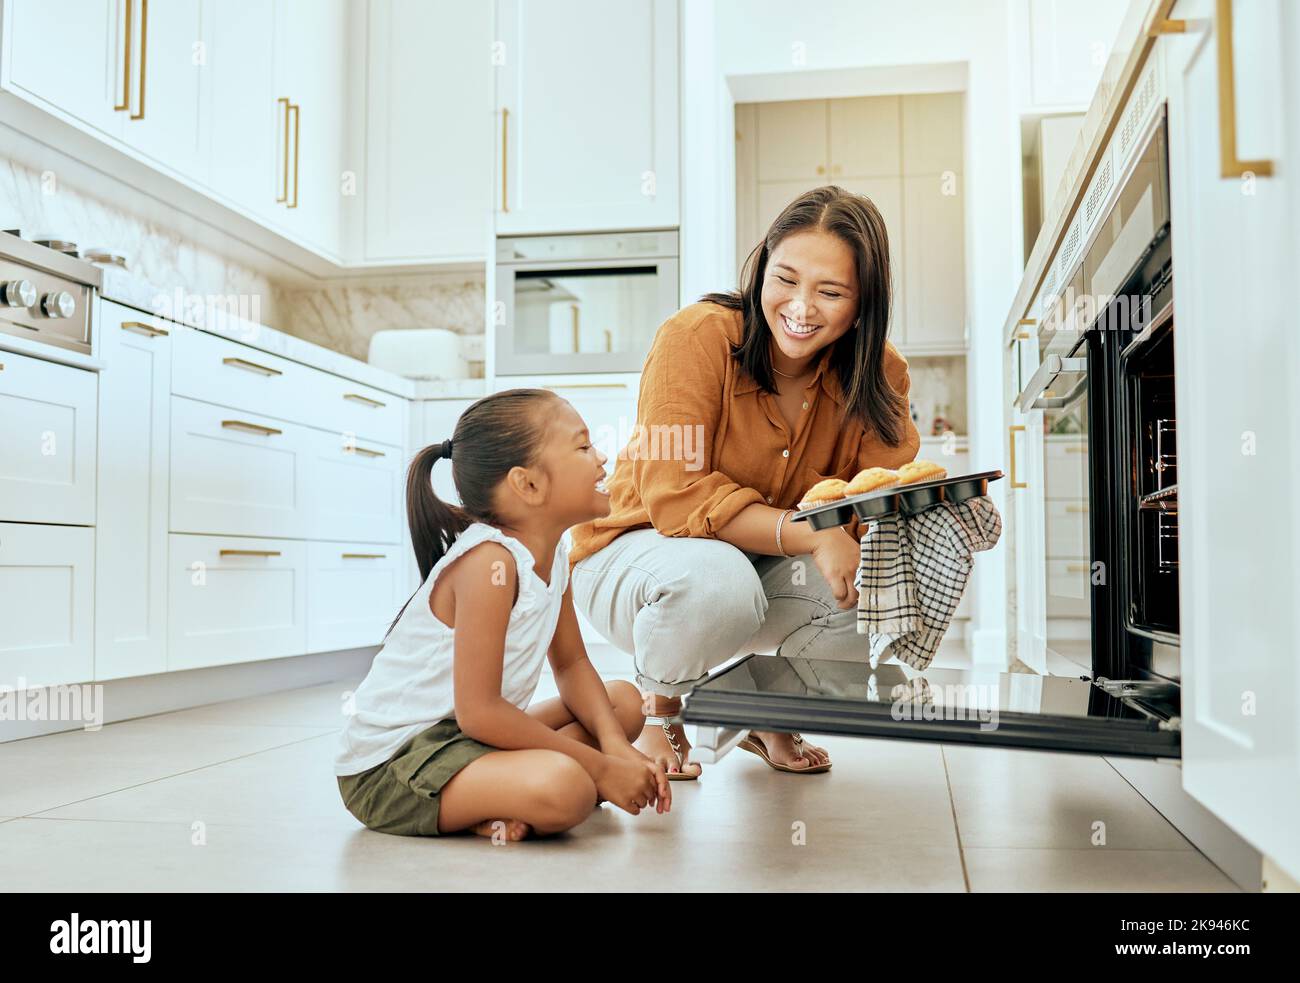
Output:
[494, 0, 679, 234]
[420, 398, 473, 508]
[94, 302, 172, 681]
[3, 0, 126, 141]
[901, 93, 963, 175]
[1163, 0, 1300, 880]
[272, 0, 348, 256]
[0, 348, 97, 526]
[306, 541, 404, 653]
[1017, 0, 1132, 109]
[755, 100, 828, 182]
[0, 521, 94, 686]
[169, 395, 312, 540]
[168, 533, 307, 670]
[830, 96, 901, 179]
[117, 0, 206, 182]
[363, 0, 493, 263]
[305, 428, 404, 544]
[900, 172, 965, 351]
[204, 0, 279, 226]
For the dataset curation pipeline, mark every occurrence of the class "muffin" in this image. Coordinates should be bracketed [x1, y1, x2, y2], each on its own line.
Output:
[896, 460, 948, 485]
[844, 467, 900, 496]
[797, 478, 848, 510]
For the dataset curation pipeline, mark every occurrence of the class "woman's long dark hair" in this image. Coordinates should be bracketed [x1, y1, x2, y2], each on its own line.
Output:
[384, 387, 559, 638]
[700, 184, 906, 446]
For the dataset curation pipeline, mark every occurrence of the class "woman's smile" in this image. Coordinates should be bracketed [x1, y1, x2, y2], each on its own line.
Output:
[780, 312, 822, 340]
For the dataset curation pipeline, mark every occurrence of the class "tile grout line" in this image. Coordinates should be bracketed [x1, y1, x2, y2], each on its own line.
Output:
[15, 730, 338, 822]
[939, 745, 971, 892]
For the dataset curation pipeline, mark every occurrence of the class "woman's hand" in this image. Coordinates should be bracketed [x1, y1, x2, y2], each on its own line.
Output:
[809, 526, 861, 610]
[594, 751, 670, 815]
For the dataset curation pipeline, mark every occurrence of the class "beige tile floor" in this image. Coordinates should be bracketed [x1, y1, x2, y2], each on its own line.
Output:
[0, 669, 1240, 892]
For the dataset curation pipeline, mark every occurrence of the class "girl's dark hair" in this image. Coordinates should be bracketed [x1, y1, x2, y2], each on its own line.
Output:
[700, 184, 906, 446]
[384, 387, 559, 638]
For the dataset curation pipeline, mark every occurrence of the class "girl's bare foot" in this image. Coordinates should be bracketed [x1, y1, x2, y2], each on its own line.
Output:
[635, 694, 702, 778]
[470, 818, 532, 841]
[748, 730, 831, 770]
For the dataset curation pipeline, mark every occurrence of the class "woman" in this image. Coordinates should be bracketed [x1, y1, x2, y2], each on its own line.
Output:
[568, 185, 921, 777]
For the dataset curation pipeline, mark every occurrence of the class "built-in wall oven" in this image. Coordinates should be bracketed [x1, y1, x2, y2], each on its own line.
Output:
[494, 229, 679, 375]
[681, 80, 1183, 763]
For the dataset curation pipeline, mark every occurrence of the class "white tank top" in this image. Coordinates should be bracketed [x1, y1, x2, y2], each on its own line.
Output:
[334, 521, 570, 777]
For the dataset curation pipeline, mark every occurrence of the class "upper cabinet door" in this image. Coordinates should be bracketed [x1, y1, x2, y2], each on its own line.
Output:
[1163, 0, 1300, 880]
[1020, 0, 1131, 109]
[117, 0, 207, 181]
[204, 0, 279, 226]
[363, 0, 493, 264]
[273, 0, 348, 258]
[756, 99, 828, 182]
[495, 0, 679, 234]
[4, 0, 126, 140]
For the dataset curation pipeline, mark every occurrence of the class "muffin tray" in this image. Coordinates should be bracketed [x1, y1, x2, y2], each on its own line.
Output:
[791, 470, 1005, 531]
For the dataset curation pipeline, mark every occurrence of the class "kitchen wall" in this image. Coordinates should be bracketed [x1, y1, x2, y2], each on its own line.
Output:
[0, 153, 485, 362]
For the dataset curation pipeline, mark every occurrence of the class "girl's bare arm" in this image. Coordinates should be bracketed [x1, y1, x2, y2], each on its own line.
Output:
[546, 585, 634, 750]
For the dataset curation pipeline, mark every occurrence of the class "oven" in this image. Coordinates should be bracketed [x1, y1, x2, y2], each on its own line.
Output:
[681, 100, 1182, 762]
[494, 229, 679, 375]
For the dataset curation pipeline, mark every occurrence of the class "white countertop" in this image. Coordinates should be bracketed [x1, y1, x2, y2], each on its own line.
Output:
[99, 267, 485, 401]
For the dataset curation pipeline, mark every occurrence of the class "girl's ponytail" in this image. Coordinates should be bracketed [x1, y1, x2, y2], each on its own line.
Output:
[407, 438, 470, 583]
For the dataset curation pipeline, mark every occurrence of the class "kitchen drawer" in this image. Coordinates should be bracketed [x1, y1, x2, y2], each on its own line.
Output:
[1045, 499, 1089, 559]
[306, 430, 406, 544]
[0, 522, 94, 686]
[315, 373, 406, 448]
[306, 542, 405, 653]
[1047, 558, 1092, 618]
[172, 326, 307, 423]
[168, 534, 307, 671]
[170, 396, 312, 539]
[0, 349, 97, 525]
[172, 326, 404, 444]
[1044, 435, 1088, 501]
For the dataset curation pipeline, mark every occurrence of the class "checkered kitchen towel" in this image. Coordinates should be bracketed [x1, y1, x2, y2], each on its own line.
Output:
[855, 496, 1002, 670]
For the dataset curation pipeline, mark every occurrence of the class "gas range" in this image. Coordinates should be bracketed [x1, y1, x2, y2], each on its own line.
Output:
[0, 231, 102, 356]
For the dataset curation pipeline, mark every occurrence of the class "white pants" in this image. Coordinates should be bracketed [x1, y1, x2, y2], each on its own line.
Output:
[570, 528, 866, 697]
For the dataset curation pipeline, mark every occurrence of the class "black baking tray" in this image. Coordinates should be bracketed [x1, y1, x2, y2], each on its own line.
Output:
[792, 469, 1004, 530]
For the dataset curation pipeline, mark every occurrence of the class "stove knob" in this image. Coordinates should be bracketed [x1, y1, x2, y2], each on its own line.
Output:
[40, 290, 75, 319]
[0, 279, 37, 308]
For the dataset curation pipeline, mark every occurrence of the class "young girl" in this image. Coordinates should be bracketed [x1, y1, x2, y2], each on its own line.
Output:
[335, 388, 670, 840]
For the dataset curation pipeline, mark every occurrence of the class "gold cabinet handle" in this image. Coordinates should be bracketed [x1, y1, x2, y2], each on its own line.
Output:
[1009, 424, 1027, 488]
[1216, 0, 1274, 178]
[129, 0, 147, 120]
[1066, 563, 1090, 574]
[121, 320, 168, 337]
[501, 107, 509, 212]
[343, 392, 386, 408]
[223, 355, 282, 376]
[341, 552, 387, 560]
[1065, 504, 1089, 513]
[219, 549, 281, 557]
[115, 0, 132, 111]
[289, 101, 300, 208]
[347, 445, 386, 458]
[277, 97, 290, 203]
[222, 419, 282, 436]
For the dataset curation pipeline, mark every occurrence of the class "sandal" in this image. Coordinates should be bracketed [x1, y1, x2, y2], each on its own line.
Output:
[737, 732, 831, 774]
[652, 717, 701, 781]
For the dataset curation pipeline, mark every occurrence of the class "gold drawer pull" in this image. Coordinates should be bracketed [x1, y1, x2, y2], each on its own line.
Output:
[222, 419, 282, 436]
[1065, 504, 1089, 513]
[1066, 563, 1090, 574]
[223, 356, 282, 376]
[343, 392, 386, 408]
[115, 0, 133, 111]
[1065, 445, 1087, 454]
[129, 0, 148, 120]
[1216, 0, 1274, 178]
[1009, 424, 1027, 488]
[219, 549, 281, 557]
[289, 101, 300, 208]
[347, 445, 386, 458]
[277, 96, 290, 203]
[342, 552, 387, 560]
[121, 320, 168, 337]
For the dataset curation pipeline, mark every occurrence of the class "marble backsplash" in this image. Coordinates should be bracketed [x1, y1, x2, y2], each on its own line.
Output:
[1, 154, 486, 361]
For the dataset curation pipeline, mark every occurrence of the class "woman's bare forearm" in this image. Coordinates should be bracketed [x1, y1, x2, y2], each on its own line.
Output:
[714, 502, 848, 556]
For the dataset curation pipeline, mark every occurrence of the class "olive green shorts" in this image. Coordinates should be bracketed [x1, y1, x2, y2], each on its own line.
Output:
[337, 718, 497, 836]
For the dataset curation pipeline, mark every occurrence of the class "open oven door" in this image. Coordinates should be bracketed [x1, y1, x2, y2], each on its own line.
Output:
[682, 653, 1181, 762]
